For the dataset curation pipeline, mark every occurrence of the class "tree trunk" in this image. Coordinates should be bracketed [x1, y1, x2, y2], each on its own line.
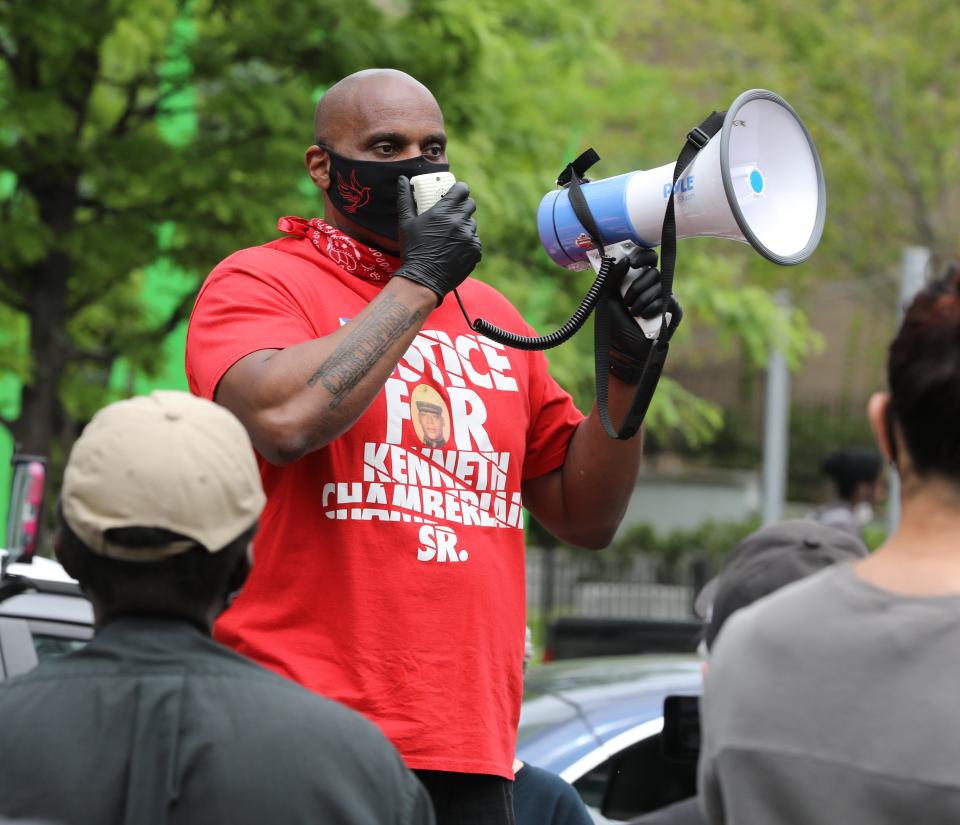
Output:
[10, 250, 72, 459]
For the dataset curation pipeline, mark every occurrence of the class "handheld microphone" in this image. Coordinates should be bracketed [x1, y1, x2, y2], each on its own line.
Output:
[410, 171, 457, 214]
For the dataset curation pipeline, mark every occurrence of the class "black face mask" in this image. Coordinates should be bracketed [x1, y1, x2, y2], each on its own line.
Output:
[322, 146, 450, 242]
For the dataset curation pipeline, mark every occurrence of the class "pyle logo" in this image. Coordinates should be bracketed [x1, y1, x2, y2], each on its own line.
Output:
[418, 525, 469, 562]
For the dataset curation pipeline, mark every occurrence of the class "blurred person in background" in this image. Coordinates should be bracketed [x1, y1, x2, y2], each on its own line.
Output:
[631, 520, 866, 825]
[0, 391, 433, 825]
[513, 626, 593, 825]
[186, 67, 676, 824]
[811, 448, 883, 538]
[699, 266, 960, 824]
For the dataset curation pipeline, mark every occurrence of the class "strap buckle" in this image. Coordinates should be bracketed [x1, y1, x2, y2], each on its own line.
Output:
[686, 126, 711, 149]
[556, 148, 601, 187]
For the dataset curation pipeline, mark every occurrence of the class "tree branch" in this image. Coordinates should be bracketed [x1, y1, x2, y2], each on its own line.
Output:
[68, 286, 196, 371]
[155, 287, 198, 337]
[110, 77, 143, 137]
[75, 192, 184, 221]
[0, 275, 27, 312]
[65, 344, 113, 367]
[107, 72, 191, 138]
[870, 83, 938, 248]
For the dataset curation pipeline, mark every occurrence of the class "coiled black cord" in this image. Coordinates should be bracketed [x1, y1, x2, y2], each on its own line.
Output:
[453, 255, 615, 351]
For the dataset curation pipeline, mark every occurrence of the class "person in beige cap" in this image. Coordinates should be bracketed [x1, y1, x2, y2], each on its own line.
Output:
[0, 391, 433, 825]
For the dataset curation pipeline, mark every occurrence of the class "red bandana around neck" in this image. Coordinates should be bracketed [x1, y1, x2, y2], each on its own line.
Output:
[277, 216, 402, 283]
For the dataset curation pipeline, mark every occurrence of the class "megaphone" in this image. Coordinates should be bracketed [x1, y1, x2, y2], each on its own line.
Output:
[445, 89, 825, 440]
[538, 89, 826, 270]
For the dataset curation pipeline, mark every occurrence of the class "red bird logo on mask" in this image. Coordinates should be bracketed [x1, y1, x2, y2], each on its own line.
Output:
[336, 170, 371, 213]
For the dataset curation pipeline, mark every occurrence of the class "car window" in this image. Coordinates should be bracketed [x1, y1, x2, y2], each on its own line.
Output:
[25, 618, 92, 662]
[517, 693, 582, 746]
[572, 759, 612, 811]
[32, 634, 88, 660]
[572, 732, 697, 820]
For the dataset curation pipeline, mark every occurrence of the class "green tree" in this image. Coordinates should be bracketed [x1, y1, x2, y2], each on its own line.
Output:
[628, 0, 960, 284]
[0, 0, 819, 524]
[1, 0, 365, 461]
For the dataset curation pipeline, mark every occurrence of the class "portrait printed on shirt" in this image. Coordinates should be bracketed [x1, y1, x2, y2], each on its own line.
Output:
[323, 325, 527, 562]
[411, 384, 450, 449]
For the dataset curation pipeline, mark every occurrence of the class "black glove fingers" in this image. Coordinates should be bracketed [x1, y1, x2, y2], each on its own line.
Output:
[626, 246, 658, 270]
[626, 283, 662, 316]
[396, 178, 481, 302]
[638, 299, 667, 320]
[444, 181, 471, 203]
[665, 295, 683, 336]
[622, 266, 660, 303]
[396, 176, 416, 223]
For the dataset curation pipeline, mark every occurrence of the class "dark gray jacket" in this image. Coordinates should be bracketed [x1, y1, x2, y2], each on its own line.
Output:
[630, 797, 704, 825]
[0, 616, 433, 825]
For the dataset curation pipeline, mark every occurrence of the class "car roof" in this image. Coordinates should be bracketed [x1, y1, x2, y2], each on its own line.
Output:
[518, 655, 702, 777]
[5, 556, 78, 588]
[0, 592, 93, 625]
[0, 555, 92, 625]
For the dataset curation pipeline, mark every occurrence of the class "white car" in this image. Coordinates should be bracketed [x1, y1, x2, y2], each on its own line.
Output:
[518, 655, 702, 821]
[0, 553, 93, 678]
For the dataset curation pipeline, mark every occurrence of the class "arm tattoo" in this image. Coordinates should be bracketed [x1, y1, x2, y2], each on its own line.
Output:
[307, 294, 423, 409]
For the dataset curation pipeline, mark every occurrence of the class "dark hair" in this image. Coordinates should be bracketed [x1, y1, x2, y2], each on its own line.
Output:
[888, 264, 960, 486]
[55, 510, 254, 622]
[821, 449, 881, 499]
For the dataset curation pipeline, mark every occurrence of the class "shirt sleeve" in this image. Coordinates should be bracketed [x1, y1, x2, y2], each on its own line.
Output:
[402, 768, 437, 825]
[521, 349, 584, 481]
[552, 780, 595, 825]
[185, 249, 318, 400]
[699, 629, 733, 825]
[698, 752, 724, 825]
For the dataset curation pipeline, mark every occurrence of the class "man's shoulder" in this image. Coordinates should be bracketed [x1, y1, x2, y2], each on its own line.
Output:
[224, 659, 405, 753]
[516, 764, 591, 824]
[727, 565, 848, 635]
[0, 638, 402, 759]
[238, 672, 424, 807]
[209, 237, 332, 280]
[710, 566, 850, 668]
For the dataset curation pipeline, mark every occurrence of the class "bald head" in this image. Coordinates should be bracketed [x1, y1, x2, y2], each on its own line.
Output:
[304, 68, 449, 250]
[314, 69, 442, 147]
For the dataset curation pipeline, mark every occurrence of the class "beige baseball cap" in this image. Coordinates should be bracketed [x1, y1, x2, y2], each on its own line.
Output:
[62, 391, 266, 562]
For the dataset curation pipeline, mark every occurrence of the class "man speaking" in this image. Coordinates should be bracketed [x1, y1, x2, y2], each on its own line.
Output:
[186, 68, 673, 824]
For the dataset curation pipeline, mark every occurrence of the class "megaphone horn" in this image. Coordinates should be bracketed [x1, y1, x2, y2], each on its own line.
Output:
[538, 89, 827, 269]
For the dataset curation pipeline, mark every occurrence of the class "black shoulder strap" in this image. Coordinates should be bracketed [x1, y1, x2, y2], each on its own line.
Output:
[560, 149, 606, 257]
[592, 110, 725, 439]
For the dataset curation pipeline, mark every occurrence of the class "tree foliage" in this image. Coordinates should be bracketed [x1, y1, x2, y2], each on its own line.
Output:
[629, 0, 960, 289]
[0, 0, 819, 495]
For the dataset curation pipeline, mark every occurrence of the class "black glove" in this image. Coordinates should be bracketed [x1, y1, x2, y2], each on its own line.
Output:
[605, 247, 683, 384]
[395, 177, 482, 305]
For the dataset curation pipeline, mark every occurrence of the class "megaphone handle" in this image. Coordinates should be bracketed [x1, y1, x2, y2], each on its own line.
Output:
[619, 267, 671, 340]
[590, 110, 724, 439]
[593, 279, 671, 440]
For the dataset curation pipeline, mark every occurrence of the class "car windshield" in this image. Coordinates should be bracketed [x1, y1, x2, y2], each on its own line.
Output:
[523, 655, 700, 701]
[516, 692, 583, 746]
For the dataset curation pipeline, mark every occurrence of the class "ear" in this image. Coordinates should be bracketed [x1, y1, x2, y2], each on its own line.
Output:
[305, 144, 332, 191]
[867, 392, 896, 464]
[226, 543, 253, 597]
[52, 529, 77, 578]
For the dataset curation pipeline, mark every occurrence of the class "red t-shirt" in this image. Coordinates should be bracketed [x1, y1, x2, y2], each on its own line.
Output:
[185, 221, 584, 778]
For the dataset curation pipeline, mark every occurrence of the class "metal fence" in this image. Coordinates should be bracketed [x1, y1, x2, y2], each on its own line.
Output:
[525, 545, 714, 624]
